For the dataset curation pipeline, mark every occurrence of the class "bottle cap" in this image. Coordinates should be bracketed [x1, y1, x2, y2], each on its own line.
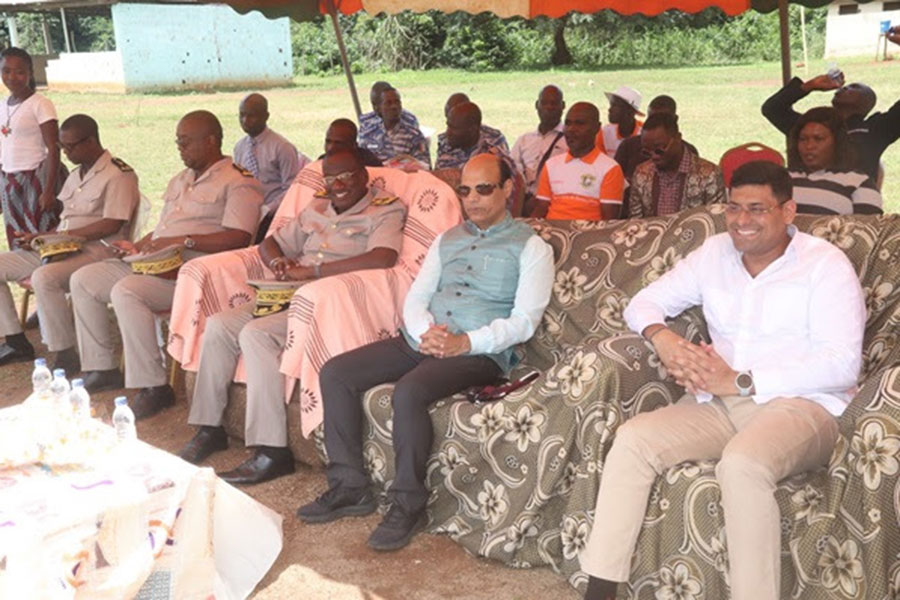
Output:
[34, 358, 47, 367]
[71, 378, 84, 388]
[53, 368, 66, 378]
[114, 396, 128, 406]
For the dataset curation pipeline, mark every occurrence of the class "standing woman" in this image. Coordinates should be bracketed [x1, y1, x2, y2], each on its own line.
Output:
[0, 47, 64, 249]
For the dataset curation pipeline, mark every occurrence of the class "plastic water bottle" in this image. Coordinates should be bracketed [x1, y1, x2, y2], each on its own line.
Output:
[69, 378, 91, 420]
[31, 358, 52, 395]
[49, 369, 70, 406]
[113, 396, 137, 442]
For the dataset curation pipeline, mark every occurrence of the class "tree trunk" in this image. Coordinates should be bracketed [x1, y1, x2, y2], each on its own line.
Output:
[551, 16, 572, 66]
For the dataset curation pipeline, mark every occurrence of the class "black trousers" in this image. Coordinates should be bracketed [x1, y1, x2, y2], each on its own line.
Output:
[319, 335, 502, 513]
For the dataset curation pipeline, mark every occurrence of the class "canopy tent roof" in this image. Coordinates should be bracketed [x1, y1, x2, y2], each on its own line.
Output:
[219, 0, 877, 21]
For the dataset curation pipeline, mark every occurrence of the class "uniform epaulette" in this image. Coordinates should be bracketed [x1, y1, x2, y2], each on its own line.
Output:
[111, 157, 133, 172]
[313, 189, 329, 198]
[233, 163, 254, 177]
[372, 195, 399, 206]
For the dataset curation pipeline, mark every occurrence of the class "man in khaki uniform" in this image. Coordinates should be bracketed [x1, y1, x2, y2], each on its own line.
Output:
[178, 149, 406, 485]
[70, 110, 262, 416]
[0, 114, 139, 371]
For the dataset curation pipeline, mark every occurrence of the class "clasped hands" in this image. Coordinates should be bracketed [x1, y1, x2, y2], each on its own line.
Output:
[651, 328, 738, 397]
[268, 256, 313, 282]
[419, 324, 470, 359]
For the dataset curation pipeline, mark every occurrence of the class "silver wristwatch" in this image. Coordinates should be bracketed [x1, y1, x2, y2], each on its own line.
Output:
[735, 371, 754, 397]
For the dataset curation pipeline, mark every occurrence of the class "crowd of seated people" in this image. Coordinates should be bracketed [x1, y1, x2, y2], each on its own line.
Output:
[1, 34, 899, 599]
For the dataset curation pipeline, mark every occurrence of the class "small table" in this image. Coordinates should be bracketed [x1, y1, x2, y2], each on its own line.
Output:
[0, 405, 282, 599]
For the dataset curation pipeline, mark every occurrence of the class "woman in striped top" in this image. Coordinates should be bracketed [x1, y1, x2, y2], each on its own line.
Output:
[787, 107, 882, 215]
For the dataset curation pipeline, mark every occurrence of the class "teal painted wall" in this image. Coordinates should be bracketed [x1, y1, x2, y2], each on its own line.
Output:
[112, 3, 292, 92]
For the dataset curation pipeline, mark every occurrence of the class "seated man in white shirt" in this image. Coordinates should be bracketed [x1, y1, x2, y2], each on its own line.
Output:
[579, 161, 866, 600]
[297, 153, 555, 552]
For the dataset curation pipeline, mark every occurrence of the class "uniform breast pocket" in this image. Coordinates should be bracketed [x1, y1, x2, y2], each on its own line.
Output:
[481, 255, 518, 296]
[185, 193, 222, 218]
[338, 225, 369, 253]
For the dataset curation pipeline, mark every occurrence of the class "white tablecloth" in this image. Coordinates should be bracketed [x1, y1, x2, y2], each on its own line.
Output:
[0, 407, 282, 599]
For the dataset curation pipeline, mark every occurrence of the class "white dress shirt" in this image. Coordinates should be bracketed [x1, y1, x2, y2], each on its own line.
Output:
[511, 123, 567, 196]
[624, 227, 866, 416]
[403, 230, 555, 355]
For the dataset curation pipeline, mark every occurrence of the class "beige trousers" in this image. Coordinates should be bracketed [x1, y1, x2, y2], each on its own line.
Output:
[0, 243, 116, 350]
[579, 394, 839, 600]
[70, 259, 176, 388]
[187, 303, 289, 447]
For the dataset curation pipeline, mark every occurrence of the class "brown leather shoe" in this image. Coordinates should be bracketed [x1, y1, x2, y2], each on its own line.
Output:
[218, 448, 294, 485]
[131, 384, 175, 420]
[178, 426, 228, 464]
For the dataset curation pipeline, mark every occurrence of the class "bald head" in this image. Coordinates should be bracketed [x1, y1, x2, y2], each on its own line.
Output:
[459, 153, 512, 230]
[60, 113, 99, 143]
[564, 102, 601, 158]
[181, 110, 223, 145]
[832, 82, 877, 119]
[446, 102, 482, 150]
[324, 118, 359, 155]
[239, 93, 269, 137]
[177, 111, 224, 172]
[444, 92, 470, 119]
[536, 85, 565, 131]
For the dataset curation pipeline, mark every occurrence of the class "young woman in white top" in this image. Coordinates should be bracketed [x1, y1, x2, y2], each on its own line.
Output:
[0, 47, 65, 249]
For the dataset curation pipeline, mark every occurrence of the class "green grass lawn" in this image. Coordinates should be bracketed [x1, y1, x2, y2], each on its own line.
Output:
[41, 56, 900, 236]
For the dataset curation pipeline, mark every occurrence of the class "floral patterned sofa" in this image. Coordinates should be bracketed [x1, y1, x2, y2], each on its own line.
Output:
[352, 206, 900, 598]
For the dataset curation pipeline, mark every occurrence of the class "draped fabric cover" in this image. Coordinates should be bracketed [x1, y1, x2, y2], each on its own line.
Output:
[345, 208, 900, 597]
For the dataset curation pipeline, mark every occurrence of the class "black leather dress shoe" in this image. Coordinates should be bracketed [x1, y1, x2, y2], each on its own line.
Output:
[82, 369, 124, 393]
[52, 348, 80, 375]
[178, 426, 228, 464]
[0, 342, 35, 366]
[131, 384, 175, 420]
[218, 448, 295, 485]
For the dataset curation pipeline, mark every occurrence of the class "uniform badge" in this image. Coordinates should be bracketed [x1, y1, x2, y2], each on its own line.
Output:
[580, 174, 596, 188]
[372, 195, 399, 206]
[111, 157, 134, 172]
[233, 164, 254, 177]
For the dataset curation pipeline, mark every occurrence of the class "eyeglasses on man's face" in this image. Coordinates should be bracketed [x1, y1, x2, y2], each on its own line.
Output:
[640, 136, 674, 159]
[59, 136, 90, 153]
[323, 170, 359, 186]
[724, 202, 780, 216]
[455, 183, 499, 198]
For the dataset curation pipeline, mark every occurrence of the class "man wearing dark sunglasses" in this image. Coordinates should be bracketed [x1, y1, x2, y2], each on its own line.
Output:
[0, 113, 139, 370]
[299, 153, 554, 552]
[628, 112, 725, 218]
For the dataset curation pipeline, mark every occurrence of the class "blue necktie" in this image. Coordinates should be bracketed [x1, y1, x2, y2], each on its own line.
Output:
[245, 138, 260, 179]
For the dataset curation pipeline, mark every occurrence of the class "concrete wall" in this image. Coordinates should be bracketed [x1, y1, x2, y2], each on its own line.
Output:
[825, 2, 899, 57]
[46, 51, 126, 93]
[111, 3, 292, 92]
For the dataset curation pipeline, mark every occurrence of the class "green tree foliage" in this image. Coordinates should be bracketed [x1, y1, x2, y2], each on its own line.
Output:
[291, 6, 826, 75]
[1, 10, 115, 55]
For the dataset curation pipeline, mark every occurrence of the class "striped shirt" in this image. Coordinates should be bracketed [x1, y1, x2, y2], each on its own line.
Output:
[789, 170, 882, 215]
[359, 109, 419, 132]
[536, 146, 625, 220]
[358, 116, 430, 168]
[435, 124, 509, 170]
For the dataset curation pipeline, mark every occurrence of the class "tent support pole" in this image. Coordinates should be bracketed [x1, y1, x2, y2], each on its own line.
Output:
[778, 0, 791, 85]
[326, 0, 362, 119]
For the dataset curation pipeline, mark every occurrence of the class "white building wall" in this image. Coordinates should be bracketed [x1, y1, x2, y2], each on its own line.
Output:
[825, 1, 900, 57]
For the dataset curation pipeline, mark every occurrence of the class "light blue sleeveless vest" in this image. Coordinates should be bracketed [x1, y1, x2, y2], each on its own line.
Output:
[403, 213, 535, 372]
